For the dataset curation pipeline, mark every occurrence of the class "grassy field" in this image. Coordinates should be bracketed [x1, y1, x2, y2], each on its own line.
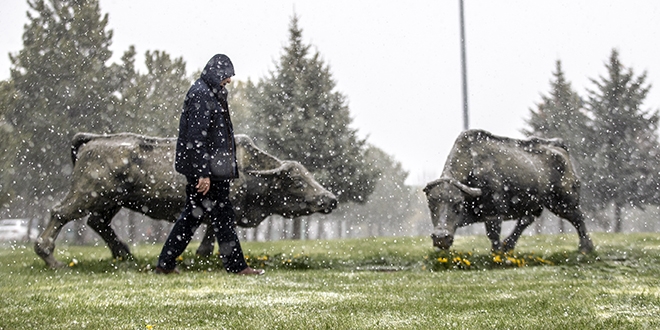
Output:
[1, 232, 660, 329]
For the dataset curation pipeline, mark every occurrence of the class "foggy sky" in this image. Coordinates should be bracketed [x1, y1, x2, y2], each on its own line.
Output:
[1, 1, 659, 185]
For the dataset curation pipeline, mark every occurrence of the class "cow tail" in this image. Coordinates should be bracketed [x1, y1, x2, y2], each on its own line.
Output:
[71, 133, 96, 165]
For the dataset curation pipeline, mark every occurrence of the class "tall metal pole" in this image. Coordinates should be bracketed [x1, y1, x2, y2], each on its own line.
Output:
[459, 0, 469, 130]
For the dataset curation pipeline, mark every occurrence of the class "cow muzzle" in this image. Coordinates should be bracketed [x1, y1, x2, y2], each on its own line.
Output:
[318, 193, 338, 214]
[302, 191, 338, 215]
[431, 232, 454, 250]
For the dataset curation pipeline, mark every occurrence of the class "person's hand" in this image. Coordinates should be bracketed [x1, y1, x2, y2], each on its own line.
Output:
[196, 177, 210, 195]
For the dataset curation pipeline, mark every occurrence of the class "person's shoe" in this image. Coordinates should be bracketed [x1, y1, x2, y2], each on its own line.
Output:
[236, 267, 265, 276]
[154, 266, 180, 275]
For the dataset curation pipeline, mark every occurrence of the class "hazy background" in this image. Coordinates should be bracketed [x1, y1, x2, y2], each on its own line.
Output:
[2, 0, 659, 185]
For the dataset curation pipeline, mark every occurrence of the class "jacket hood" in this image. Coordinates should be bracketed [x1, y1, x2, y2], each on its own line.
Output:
[200, 54, 235, 92]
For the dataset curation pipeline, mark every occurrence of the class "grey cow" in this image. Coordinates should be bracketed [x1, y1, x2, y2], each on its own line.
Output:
[35, 133, 337, 268]
[423, 129, 594, 253]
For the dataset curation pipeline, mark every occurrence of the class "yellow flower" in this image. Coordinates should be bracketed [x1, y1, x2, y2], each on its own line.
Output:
[505, 256, 525, 267]
[535, 257, 553, 265]
[146, 325, 154, 330]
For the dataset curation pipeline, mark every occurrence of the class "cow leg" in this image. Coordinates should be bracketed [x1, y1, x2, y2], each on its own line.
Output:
[195, 224, 216, 257]
[555, 208, 594, 253]
[86, 207, 132, 260]
[35, 200, 89, 268]
[34, 212, 69, 268]
[485, 220, 503, 252]
[502, 215, 535, 252]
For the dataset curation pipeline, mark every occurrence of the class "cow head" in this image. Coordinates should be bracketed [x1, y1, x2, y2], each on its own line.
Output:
[423, 177, 482, 249]
[235, 161, 338, 227]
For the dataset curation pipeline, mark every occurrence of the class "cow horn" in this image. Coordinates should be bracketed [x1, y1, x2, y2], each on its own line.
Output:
[451, 179, 482, 197]
[246, 161, 295, 176]
[423, 177, 451, 193]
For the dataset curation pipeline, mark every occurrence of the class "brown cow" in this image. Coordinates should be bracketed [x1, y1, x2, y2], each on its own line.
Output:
[35, 133, 337, 268]
[423, 129, 594, 253]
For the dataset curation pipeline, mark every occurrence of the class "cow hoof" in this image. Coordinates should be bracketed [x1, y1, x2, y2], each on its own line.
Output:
[111, 242, 133, 260]
[48, 259, 67, 269]
[113, 254, 135, 263]
[579, 244, 595, 254]
[501, 241, 515, 253]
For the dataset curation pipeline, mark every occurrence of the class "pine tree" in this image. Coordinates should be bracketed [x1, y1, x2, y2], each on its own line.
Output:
[227, 79, 257, 137]
[5, 0, 189, 217]
[522, 60, 597, 216]
[108, 46, 141, 130]
[250, 15, 379, 205]
[585, 49, 660, 231]
[7, 0, 115, 211]
[348, 145, 412, 236]
[139, 51, 189, 136]
[0, 80, 21, 210]
[111, 49, 189, 136]
[523, 60, 588, 153]
[523, 60, 596, 231]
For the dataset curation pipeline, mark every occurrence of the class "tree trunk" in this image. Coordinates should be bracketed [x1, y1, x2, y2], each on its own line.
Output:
[303, 218, 310, 240]
[243, 228, 255, 242]
[291, 217, 302, 240]
[614, 204, 623, 233]
[74, 220, 85, 245]
[265, 217, 273, 241]
[152, 221, 165, 243]
[27, 217, 35, 242]
[535, 216, 544, 234]
[315, 217, 323, 239]
[127, 211, 136, 244]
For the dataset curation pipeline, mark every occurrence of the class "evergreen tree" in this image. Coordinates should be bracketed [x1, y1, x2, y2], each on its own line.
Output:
[522, 60, 597, 217]
[523, 60, 588, 153]
[7, 0, 115, 211]
[108, 45, 142, 132]
[585, 49, 660, 231]
[0, 80, 22, 210]
[109, 47, 190, 136]
[250, 15, 379, 204]
[111, 49, 189, 136]
[349, 145, 412, 236]
[4, 0, 189, 217]
[227, 79, 257, 138]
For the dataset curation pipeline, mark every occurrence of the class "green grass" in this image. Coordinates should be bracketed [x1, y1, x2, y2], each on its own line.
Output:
[1, 232, 660, 329]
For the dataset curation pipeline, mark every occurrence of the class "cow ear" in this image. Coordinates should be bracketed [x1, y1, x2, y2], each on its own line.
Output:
[452, 180, 482, 197]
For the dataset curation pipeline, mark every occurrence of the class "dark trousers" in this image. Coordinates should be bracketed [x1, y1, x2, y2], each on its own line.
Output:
[157, 178, 248, 273]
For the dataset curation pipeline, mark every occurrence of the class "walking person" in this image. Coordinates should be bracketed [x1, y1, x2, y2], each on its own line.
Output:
[155, 54, 264, 276]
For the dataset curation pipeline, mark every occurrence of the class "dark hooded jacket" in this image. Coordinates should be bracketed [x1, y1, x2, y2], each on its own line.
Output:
[175, 54, 238, 181]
